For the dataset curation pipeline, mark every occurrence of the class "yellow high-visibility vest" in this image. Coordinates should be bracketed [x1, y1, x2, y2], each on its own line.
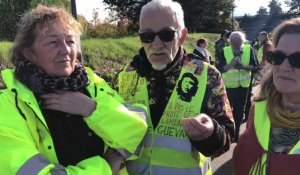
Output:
[0, 68, 147, 174]
[257, 46, 263, 64]
[118, 61, 212, 175]
[250, 101, 300, 174]
[222, 45, 252, 88]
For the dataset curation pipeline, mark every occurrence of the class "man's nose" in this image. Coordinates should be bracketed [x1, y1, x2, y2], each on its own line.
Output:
[152, 35, 164, 46]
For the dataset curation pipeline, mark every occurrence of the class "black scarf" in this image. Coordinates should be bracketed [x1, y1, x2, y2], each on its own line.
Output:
[15, 60, 89, 95]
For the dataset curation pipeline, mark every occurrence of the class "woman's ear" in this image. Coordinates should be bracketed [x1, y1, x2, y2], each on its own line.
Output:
[21, 48, 33, 60]
[21, 48, 38, 64]
[179, 28, 188, 45]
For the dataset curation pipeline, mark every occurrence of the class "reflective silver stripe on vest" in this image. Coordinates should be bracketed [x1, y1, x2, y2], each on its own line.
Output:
[127, 159, 211, 175]
[135, 138, 145, 156]
[144, 134, 192, 152]
[226, 69, 240, 73]
[127, 161, 150, 175]
[17, 154, 66, 175]
[155, 135, 192, 152]
[223, 77, 240, 82]
[117, 149, 132, 159]
[51, 164, 67, 175]
[201, 160, 211, 175]
[152, 165, 202, 175]
[123, 103, 147, 122]
[144, 134, 152, 148]
[239, 76, 251, 81]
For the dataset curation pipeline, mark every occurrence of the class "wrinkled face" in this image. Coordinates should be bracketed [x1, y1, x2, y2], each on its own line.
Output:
[273, 34, 300, 97]
[231, 38, 243, 50]
[139, 8, 186, 70]
[182, 77, 194, 93]
[24, 22, 78, 77]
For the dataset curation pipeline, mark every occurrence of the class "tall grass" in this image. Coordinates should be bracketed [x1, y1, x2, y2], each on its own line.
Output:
[0, 41, 13, 68]
[81, 36, 141, 70]
[81, 33, 219, 70]
[0, 33, 219, 70]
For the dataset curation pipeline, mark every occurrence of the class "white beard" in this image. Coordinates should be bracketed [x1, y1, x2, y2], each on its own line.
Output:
[152, 64, 167, 70]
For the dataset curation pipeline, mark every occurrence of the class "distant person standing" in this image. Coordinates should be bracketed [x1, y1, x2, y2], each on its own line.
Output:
[251, 37, 260, 55]
[244, 32, 273, 122]
[219, 31, 258, 142]
[215, 30, 231, 67]
[257, 31, 273, 66]
[192, 38, 212, 64]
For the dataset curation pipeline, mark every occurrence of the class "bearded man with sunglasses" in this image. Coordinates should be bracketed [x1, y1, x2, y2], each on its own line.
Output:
[115, 0, 234, 174]
[233, 17, 300, 175]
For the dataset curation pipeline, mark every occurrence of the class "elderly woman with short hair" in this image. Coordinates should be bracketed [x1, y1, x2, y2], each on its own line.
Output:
[0, 5, 147, 175]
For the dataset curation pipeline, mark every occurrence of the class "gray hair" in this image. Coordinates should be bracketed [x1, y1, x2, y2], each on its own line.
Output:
[229, 31, 246, 44]
[259, 31, 269, 38]
[139, 0, 185, 29]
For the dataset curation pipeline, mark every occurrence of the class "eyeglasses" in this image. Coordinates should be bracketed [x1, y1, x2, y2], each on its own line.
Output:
[266, 50, 300, 68]
[138, 28, 181, 43]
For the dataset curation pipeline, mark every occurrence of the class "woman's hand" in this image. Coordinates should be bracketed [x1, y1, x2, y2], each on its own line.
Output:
[104, 148, 125, 175]
[40, 91, 96, 116]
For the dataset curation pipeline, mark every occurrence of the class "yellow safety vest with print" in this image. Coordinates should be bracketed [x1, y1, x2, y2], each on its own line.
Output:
[250, 101, 300, 175]
[118, 60, 212, 175]
[0, 68, 147, 175]
[222, 45, 251, 88]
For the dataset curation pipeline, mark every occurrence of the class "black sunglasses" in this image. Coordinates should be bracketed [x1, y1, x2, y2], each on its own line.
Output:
[266, 50, 300, 68]
[138, 28, 180, 43]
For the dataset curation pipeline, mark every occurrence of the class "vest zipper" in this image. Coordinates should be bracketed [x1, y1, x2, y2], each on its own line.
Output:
[12, 88, 50, 133]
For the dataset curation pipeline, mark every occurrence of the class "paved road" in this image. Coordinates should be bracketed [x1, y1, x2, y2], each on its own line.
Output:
[211, 123, 246, 175]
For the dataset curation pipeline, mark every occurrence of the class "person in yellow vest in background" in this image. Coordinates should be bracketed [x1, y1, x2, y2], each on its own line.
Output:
[233, 17, 300, 175]
[0, 5, 147, 175]
[244, 32, 272, 123]
[257, 31, 273, 67]
[219, 31, 258, 142]
[114, 0, 235, 174]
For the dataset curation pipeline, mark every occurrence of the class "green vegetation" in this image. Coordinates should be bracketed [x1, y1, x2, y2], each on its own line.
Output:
[81, 33, 219, 71]
[81, 36, 141, 71]
[0, 41, 12, 67]
[0, 33, 219, 71]
[103, 0, 235, 32]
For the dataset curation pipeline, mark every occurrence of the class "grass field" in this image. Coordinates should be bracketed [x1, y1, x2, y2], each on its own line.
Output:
[0, 41, 13, 67]
[0, 33, 219, 70]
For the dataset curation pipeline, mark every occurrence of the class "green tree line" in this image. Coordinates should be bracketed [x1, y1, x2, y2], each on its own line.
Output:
[1, 0, 300, 41]
[103, 0, 236, 32]
[238, 0, 300, 41]
[0, 0, 69, 41]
